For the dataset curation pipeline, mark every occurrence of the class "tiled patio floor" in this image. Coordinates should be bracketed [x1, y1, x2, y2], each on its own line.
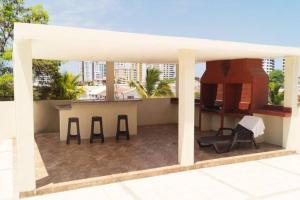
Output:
[35, 124, 282, 189]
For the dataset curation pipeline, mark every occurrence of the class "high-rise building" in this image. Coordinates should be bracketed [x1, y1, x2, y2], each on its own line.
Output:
[262, 59, 275, 74]
[81, 61, 92, 82]
[114, 62, 139, 84]
[144, 63, 176, 80]
[160, 64, 176, 79]
[94, 61, 106, 81]
[81, 61, 106, 83]
[282, 58, 286, 74]
[81, 61, 176, 85]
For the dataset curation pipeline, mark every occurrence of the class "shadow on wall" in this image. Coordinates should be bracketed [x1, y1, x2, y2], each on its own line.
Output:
[0, 98, 247, 137]
[0, 98, 180, 137]
[34, 98, 180, 134]
[34, 100, 70, 133]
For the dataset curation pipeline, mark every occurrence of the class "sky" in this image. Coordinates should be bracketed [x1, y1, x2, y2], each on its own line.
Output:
[26, 0, 300, 75]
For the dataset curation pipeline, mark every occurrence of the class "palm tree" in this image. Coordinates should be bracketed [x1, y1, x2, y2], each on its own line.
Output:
[57, 72, 85, 100]
[128, 68, 174, 98]
[268, 70, 284, 105]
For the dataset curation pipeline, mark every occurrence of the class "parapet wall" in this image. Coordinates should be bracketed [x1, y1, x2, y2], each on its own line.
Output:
[1, 99, 297, 147]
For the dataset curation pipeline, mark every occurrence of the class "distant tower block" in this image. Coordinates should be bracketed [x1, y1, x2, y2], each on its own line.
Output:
[262, 58, 275, 75]
[282, 58, 286, 74]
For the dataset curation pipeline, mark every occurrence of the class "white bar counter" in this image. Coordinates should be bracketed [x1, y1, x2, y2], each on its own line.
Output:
[56, 100, 139, 141]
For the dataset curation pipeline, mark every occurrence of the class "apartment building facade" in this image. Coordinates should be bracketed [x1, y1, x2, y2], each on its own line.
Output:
[81, 61, 106, 83]
[262, 58, 275, 74]
[143, 63, 176, 80]
[81, 61, 176, 84]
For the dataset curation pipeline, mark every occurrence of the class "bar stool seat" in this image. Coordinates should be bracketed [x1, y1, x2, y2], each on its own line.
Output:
[90, 116, 104, 143]
[66, 117, 81, 145]
[116, 114, 130, 140]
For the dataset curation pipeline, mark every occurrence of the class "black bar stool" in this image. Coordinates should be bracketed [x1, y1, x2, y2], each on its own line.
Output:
[66, 117, 81, 145]
[90, 116, 104, 143]
[116, 115, 130, 140]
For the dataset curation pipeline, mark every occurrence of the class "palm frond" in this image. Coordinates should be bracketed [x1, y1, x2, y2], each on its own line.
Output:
[145, 68, 160, 96]
[58, 72, 85, 100]
[152, 80, 174, 97]
[128, 80, 148, 98]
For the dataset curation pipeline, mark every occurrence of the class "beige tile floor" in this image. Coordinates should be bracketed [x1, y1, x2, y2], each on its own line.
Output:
[35, 124, 281, 189]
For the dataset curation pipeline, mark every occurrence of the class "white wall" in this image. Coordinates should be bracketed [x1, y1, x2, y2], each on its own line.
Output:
[0, 101, 16, 140]
[202, 114, 242, 132]
[1, 99, 299, 147]
[137, 98, 178, 126]
[0, 98, 231, 138]
[137, 98, 205, 128]
[296, 106, 300, 152]
[34, 100, 70, 133]
[254, 114, 283, 145]
[0, 100, 70, 139]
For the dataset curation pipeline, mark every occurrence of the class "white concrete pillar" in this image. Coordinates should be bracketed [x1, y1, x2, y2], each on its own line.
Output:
[176, 64, 179, 97]
[106, 61, 115, 101]
[13, 39, 35, 192]
[282, 56, 300, 150]
[178, 49, 196, 165]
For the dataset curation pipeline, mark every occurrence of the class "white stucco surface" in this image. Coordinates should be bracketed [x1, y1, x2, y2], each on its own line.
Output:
[0, 101, 16, 140]
[178, 50, 196, 165]
[14, 23, 300, 62]
[23, 154, 300, 200]
[1, 99, 298, 146]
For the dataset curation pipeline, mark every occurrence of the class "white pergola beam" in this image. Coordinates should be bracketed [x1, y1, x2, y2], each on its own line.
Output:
[13, 39, 36, 192]
[14, 23, 300, 62]
[178, 49, 196, 165]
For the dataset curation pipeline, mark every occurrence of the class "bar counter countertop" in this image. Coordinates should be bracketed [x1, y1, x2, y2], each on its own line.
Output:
[55, 99, 141, 110]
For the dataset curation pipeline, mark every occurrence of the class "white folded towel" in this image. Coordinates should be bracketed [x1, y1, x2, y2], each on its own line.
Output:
[238, 116, 265, 138]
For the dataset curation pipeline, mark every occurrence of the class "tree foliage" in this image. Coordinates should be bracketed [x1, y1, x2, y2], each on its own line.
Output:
[268, 70, 284, 105]
[23, 4, 49, 24]
[0, 0, 48, 54]
[0, 0, 23, 54]
[57, 72, 85, 100]
[33, 59, 61, 82]
[0, 0, 62, 100]
[0, 0, 49, 71]
[128, 68, 174, 98]
[32, 59, 62, 100]
[0, 73, 13, 100]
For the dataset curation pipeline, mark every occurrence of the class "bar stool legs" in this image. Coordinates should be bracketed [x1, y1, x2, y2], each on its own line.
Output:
[90, 116, 104, 143]
[66, 117, 81, 145]
[116, 115, 130, 140]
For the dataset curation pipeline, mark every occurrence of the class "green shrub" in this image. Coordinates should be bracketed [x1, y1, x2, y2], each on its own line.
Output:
[0, 73, 13, 100]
